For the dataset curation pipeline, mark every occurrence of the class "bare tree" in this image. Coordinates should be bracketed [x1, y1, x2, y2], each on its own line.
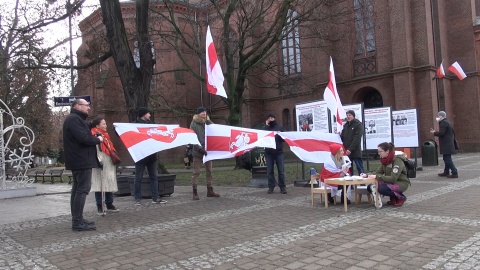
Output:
[150, 0, 350, 126]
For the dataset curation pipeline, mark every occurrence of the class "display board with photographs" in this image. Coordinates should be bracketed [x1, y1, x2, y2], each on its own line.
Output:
[295, 100, 330, 133]
[364, 107, 393, 150]
[392, 108, 419, 148]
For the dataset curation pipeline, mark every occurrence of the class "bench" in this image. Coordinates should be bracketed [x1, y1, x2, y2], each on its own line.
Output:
[6, 168, 18, 180]
[47, 169, 64, 183]
[64, 170, 73, 184]
[26, 169, 47, 183]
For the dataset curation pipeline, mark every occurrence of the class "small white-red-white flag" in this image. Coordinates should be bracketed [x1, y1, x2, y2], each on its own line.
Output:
[436, 63, 445, 79]
[323, 57, 346, 133]
[448, 61, 467, 80]
[113, 123, 200, 163]
[204, 124, 276, 163]
[278, 131, 344, 163]
[206, 25, 227, 98]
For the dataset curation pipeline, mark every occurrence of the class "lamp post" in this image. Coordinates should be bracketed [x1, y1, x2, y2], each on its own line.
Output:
[67, 0, 75, 95]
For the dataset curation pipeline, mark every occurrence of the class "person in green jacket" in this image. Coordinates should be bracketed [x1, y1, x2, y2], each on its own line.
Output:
[361, 142, 411, 207]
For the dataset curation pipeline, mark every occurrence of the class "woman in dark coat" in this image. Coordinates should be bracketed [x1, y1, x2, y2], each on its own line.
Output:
[430, 111, 458, 178]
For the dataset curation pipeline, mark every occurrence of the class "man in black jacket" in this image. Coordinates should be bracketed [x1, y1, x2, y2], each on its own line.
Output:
[63, 99, 103, 231]
[430, 111, 458, 178]
[265, 114, 287, 194]
[341, 110, 365, 175]
[133, 107, 167, 205]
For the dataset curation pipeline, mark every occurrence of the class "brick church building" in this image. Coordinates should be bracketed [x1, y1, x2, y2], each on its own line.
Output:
[75, 0, 480, 163]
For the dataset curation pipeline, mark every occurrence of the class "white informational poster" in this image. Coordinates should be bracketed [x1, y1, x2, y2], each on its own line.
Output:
[295, 100, 330, 133]
[342, 103, 364, 150]
[364, 107, 393, 150]
[392, 109, 419, 147]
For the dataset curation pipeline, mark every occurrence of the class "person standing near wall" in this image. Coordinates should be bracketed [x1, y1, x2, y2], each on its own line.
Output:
[430, 111, 458, 178]
[341, 110, 365, 175]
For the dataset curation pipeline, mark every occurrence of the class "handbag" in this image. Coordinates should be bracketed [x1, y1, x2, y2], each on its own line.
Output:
[109, 149, 122, 165]
[454, 138, 459, 150]
[105, 139, 122, 165]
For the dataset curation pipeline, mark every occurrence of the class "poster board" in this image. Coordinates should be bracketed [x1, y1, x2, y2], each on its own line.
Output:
[295, 100, 330, 133]
[364, 107, 393, 150]
[392, 108, 419, 147]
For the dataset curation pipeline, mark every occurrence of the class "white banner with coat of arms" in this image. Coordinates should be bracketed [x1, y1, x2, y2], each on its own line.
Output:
[113, 123, 201, 163]
[204, 124, 276, 163]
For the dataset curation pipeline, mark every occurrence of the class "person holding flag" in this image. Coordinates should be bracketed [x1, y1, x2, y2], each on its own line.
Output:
[190, 107, 220, 200]
[264, 113, 287, 194]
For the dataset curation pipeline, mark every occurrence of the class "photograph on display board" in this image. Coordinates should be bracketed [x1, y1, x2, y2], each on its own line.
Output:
[295, 100, 330, 133]
[298, 113, 313, 132]
[364, 107, 393, 150]
[392, 109, 419, 148]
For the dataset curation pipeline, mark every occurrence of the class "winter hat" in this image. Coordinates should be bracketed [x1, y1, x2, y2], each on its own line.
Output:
[346, 110, 355, 117]
[196, 107, 206, 114]
[137, 107, 150, 118]
[438, 111, 446, 118]
[329, 144, 343, 155]
[267, 113, 275, 119]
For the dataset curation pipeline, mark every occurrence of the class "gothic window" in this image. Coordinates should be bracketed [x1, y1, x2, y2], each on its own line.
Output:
[282, 9, 301, 76]
[354, 0, 375, 56]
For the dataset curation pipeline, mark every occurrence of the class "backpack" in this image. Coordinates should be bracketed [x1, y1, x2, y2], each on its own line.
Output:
[404, 158, 416, 178]
[394, 151, 416, 178]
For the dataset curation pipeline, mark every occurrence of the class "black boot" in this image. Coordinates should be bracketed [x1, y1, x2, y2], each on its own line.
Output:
[192, 186, 199, 200]
[327, 193, 334, 204]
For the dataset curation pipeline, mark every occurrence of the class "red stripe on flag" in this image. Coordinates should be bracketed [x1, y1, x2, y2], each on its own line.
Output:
[206, 73, 217, 94]
[208, 43, 217, 70]
[283, 139, 338, 152]
[206, 136, 231, 151]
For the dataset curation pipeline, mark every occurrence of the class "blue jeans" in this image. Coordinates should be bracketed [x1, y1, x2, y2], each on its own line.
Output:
[134, 161, 159, 201]
[443, 154, 458, 175]
[349, 157, 365, 175]
[95, 192, 113, 206]
[265, 152, 285, 189]
[70, 169, 92, 224]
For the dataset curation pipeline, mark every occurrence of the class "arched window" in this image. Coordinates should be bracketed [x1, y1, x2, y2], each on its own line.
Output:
[282, 9, 301, 75]
[354, 0, 375, 56]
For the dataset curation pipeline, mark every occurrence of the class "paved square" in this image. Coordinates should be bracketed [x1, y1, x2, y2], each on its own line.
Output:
[1, 153, 479, 269]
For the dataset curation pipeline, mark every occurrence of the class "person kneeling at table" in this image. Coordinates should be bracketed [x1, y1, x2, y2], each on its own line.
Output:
[320, 144, 352, 204]
[360, 142, 411, 207]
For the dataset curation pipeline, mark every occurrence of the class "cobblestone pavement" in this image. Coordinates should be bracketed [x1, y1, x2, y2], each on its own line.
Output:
[1, 153, 479, 269]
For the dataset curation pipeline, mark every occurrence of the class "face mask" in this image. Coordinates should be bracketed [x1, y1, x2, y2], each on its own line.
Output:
[435, 117, 441, 122]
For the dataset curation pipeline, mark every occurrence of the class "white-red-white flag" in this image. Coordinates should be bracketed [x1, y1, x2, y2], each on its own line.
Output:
[436, 63, 445, 79]
[323, 57, 346, 133]
[113, 123, 200, 163]
[204, 124, 276, 163]
[206, 25, 227, 98]
[448, 61, 467, 80]
[278, 131, 344, 163]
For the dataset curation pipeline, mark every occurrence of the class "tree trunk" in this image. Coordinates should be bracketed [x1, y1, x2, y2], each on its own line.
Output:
[99, 0, 153, 122]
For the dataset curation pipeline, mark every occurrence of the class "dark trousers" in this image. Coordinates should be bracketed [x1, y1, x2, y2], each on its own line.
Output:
[70, 169, 92, 224]
[95, 192, 114, 206]
[134, 161, 158, 201]
[265, 152, 285, 188]
[443, 154, 458, 175]
[349, 157, 365, 175]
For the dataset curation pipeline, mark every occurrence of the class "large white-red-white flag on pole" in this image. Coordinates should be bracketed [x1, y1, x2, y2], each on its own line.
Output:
[448, 61, 467, 80]
[206, 25, 228, 98]
[113, 123, 200, 163]
[323, 57, 346, 133]
[278, 131, 344, 163]
[204, 124, 276, 163]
